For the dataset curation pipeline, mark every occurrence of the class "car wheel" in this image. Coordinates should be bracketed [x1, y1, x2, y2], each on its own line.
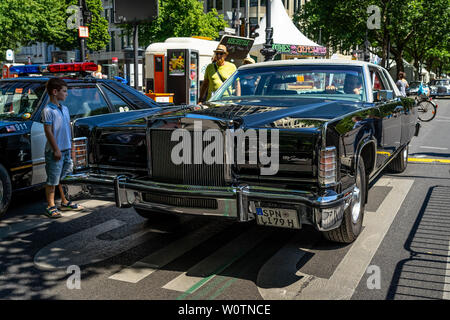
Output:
[388, 144, 408, 173]
[322, 158, 366, 243]
[0, 164, 12, 219]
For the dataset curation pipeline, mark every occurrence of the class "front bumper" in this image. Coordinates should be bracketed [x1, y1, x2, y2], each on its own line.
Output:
[62, 172, 356, 232]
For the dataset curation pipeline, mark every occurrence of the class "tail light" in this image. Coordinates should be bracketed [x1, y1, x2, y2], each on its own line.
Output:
[319, 147, 337, 186]
[72, 137, 88, 170]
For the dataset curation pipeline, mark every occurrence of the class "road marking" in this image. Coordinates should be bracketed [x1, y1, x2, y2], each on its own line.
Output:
[163, 227, 271, 295]
[419, 146, 448, 150]
[257, 177, 414, 300]
[108, 222, 230, 283]
[408, 158, 450, 164]
[34, 219, 164, 270]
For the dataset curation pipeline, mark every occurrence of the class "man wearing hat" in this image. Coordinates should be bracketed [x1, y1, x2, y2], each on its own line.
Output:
[199, 44, 237, 103]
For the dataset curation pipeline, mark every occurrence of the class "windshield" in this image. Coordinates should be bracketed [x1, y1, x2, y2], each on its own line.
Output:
[210, 65, 367, 102]
[409, 82, 421, 88]
[0, 81, 46, 121]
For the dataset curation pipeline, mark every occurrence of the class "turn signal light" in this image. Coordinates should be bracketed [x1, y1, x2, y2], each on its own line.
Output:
[319, 147, 337, 186]
[72, 137, 88, 170]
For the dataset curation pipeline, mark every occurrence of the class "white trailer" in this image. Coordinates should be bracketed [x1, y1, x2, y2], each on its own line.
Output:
[145, 37, 219, 93]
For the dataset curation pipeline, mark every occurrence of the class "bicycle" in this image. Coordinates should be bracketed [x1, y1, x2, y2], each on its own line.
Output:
[416, 95, 437, 122]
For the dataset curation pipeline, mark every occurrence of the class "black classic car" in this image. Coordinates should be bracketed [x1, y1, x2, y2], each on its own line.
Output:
[0, 62, 161, 217]
[62, 60, 419, 243]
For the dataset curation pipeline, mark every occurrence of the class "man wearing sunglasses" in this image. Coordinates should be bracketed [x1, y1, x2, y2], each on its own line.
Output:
[199, 44, 237, 104]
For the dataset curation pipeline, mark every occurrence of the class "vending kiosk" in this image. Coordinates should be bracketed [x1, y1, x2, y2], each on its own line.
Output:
[166, 49, 199, 105]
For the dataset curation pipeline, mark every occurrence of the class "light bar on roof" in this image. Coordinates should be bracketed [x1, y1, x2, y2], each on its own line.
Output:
[8, 62, 98, 75]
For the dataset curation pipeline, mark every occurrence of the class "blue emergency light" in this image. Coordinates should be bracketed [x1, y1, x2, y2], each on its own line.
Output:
[9, 64, 46, 75]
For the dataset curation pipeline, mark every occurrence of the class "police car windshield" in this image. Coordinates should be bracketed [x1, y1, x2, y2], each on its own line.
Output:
[0, 82, 46, 121]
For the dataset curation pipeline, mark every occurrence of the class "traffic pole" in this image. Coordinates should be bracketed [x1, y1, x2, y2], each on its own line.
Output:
[79, 0, 86, 62]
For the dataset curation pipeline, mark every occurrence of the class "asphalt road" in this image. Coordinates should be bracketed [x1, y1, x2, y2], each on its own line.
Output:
[0, 98, 449, 303]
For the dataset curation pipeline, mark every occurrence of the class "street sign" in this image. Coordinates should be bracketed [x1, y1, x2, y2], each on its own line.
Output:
[78, 26, 89, 38]
[219, 35, 254, 61]
[6, 49, 14, 62]
[224, 27, 236, 35]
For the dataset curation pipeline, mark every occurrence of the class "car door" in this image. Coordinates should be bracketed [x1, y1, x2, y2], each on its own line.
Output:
[380, 68, 415, 146]
[369, 66, 402, 168]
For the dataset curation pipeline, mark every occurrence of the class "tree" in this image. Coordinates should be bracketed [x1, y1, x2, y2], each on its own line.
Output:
[0, 0, 41, 60]
[124, 0, 228, 48]
[0, 0, 109, 61]
[294, 0, 449, 75]
[39, 0, 110, 52]
[404, 0, 450, 79]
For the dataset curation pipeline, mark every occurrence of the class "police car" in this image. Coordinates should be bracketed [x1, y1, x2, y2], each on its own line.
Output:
[0, 62, 161, 217]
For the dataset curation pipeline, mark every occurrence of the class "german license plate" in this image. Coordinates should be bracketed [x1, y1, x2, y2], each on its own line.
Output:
[255, 207, 300, 229]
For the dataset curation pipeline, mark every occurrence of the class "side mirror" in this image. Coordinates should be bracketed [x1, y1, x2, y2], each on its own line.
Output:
[373, 90, 394, 102]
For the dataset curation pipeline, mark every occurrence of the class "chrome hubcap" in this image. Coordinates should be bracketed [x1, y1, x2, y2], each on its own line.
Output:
[351, 169, 362, 223]
[403, 147, 408, 163]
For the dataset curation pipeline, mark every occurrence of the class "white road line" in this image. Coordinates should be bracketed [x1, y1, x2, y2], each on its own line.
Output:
[163, 227, 272, 293]
[34, 219, 165, 270]
[257, 177, 414, 300]
[419, 146, 448, 150]
[108, 222, 230, 283]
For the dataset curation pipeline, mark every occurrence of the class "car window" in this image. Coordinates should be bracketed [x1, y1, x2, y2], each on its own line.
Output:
[100, 85, 131, 112]
[65, 86, 110, 120]
[369, 68, 387, 91]
[0, 81, 46, 121]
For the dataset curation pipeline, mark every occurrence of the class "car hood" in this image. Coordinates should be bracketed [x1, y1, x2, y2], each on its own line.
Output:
[144, 97, 366, 130]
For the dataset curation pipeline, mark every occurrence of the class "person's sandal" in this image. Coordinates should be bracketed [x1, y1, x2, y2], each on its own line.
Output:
[45, 206, 62, 219]
[60, 201, 84, 211]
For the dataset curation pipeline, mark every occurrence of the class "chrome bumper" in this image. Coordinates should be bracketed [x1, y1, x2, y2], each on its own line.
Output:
[62, 172, 355, 231]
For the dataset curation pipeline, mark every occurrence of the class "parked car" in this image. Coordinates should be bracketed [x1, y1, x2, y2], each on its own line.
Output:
[429, 78, 450, 97]
[0, 62, 162, 217]
[62, 59, 419, 243]
[406, 81, 423, 96]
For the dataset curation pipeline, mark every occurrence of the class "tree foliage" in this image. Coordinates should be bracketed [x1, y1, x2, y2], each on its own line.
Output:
[0, 0, 110, 60]
[123, 0, 228, 48]
[294, 0, 449, 76]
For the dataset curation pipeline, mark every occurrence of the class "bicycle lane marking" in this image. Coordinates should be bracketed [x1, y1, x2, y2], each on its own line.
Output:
[256, 177, 414, 300]
[108, 221, 231, 283]
[161, 227, 272, 297]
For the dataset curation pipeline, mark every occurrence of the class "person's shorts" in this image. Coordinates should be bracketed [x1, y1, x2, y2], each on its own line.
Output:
[45, 149, 73, 186]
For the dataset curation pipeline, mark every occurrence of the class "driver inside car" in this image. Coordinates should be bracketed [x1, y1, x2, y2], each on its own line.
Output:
[325, 74, 363, 95]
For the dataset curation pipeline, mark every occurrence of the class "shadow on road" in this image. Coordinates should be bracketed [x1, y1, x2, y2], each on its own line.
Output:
[386, 185, 450, 300]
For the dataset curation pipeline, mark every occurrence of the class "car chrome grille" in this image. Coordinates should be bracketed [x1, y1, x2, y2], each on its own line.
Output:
[149, 129, 228, 186]
[142, 193, 218, 209]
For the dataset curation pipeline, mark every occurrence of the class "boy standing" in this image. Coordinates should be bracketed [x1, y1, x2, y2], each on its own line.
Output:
[42, 78, 83, 218]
